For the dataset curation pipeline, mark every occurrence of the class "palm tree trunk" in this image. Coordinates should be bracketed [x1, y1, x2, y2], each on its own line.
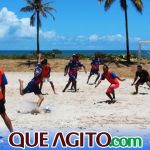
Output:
[37, 11, 40, 54]
[124, 0, 130, 64]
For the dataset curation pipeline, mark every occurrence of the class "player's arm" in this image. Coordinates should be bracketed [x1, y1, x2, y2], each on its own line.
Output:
[64, 64, 69, 76]
[95, 74, 104, 88]
[79, 62, 87, 73]
[47, 66, 51, 77]
[116, 76, 126, 81]
[95, 79, 102, 88]
[1, 73, 8, 101]
[131, 73, 138, 85]
[1, 85, 6, 100]
[37, 53, 42, 64]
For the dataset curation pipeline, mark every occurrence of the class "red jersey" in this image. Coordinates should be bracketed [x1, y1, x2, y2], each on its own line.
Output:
[42, 64, 51, 78]
[101, 70, 119, 84]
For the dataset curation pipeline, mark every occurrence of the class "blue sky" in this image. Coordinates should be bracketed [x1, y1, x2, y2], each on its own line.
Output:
[0, 0, 150, 50]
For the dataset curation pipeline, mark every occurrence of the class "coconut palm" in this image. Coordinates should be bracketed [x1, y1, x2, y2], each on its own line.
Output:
[98, 0, 143, 63]
[21, 0, 55, 54]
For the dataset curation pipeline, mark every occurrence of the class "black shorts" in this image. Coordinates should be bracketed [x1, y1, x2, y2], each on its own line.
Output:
[0, 100, 5, 114]
[23, 81, 42, 95]
[90, 70, 100, 76]
[137, 79, 150, 85]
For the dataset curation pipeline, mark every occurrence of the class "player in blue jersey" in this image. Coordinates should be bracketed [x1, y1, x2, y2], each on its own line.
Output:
[18, 53, 47, 113]
[69, 53, 87, 90]
[63, 54, 86, 92]
[87, 54, 103, 84]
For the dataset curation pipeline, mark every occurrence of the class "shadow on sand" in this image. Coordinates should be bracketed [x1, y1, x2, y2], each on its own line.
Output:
[94, 100, 117, 105]
[139, 93, 148, 95]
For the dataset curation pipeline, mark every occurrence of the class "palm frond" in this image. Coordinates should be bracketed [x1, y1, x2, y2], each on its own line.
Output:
[104, 0, 116, 11]
[44, 6, 56, 12]
[26, 0, 34, 5]
[39, 8, 47, 18]
[44, 9, 55, 20]
[43, 1, 55, 6]
[30, 11, 36, 26]
[98, 0, 104, 3]
[131, 0, 143, 13]
[20, 6, 34, 12]
[34, 0, 41, 4]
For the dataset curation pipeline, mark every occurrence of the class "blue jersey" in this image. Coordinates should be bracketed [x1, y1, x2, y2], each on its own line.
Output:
[31, 64, 42, 85]
[67, 60, 84, 75]
[91, 58, 102, 71]
[101, 72, 117, 80]
[1, 73, 8, 86]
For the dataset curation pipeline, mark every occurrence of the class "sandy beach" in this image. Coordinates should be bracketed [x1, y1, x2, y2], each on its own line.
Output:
[0, 71, 150, 131]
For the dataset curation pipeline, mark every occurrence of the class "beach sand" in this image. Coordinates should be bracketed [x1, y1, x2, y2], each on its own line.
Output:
[0, 58, 150, 77]
[0, 71, 150, 131]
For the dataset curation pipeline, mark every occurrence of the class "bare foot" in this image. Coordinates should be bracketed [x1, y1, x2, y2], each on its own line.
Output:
[31, 108, 40, 114]
[18, 79, 24, 84]
[132, 92, 138, 95]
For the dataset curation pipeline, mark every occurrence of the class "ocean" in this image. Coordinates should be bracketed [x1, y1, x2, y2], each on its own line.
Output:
[0, 50, 150, 58]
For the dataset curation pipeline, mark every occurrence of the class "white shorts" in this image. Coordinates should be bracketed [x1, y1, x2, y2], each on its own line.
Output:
[42, 78, 51, 82]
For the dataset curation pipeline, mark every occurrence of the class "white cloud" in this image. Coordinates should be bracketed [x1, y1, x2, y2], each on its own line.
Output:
[15, 18, 36, 38]
[0, 7, 18, 24]
[42, 31, 56, 39]
[0, 7, 36, 38]
[89, 34, 99, 41]
[0, 7, 142, 50]
[0, 7, 19, 38]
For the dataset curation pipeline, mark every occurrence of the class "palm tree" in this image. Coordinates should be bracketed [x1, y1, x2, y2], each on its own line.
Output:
[98, 0, 143, 63]
[21, 0, 55, 54]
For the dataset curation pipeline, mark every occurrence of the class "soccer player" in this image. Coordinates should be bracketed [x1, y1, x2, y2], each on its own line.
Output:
[40, 60, 56, 94]
[0, 69, 13, 132]
[132, 65, 150, 94]
[87, 54, 103, 84]
[63, 54, 86, 92]
[69, 53, 87, 90]
[18, 53, 47, 113]
[95, 64, 125, 102]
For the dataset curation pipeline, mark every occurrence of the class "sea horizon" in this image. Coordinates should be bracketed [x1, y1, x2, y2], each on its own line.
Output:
[0, 49, 150, 58]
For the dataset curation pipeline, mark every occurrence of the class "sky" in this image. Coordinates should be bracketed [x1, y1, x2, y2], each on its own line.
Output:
[0, 0, 150, 50]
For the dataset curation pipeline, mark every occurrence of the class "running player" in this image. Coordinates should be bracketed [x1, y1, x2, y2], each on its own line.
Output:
[18, 53, 47, 113]
[63, 54, 86, 92]
[40, 60, 56, 94]
[95, 64, 125, 102]
[0, 68, 13, 132]
[132, 65, 150, 94]
[69, 53, 87, 90]
[87, 54, 103, 84]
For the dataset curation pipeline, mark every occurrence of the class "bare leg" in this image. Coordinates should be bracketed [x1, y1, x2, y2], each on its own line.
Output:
[40, 81, 43, 91]
[70, 83, 74, 90]
[134, 82, 140, 94]
[18, 79, 24, 95]
[1, 113, 13, 132]
[87, 73, 92, 84]
[62, 80, 72, 92]
[106, 92, 113, 101]
[72, 80, 77, 92]
[35, 94, 44, 113]
[50, 81, 56, 94]
[146, 81, 150, 88]
[111, 88, 115, 99]
[94, 74, 100, 84]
